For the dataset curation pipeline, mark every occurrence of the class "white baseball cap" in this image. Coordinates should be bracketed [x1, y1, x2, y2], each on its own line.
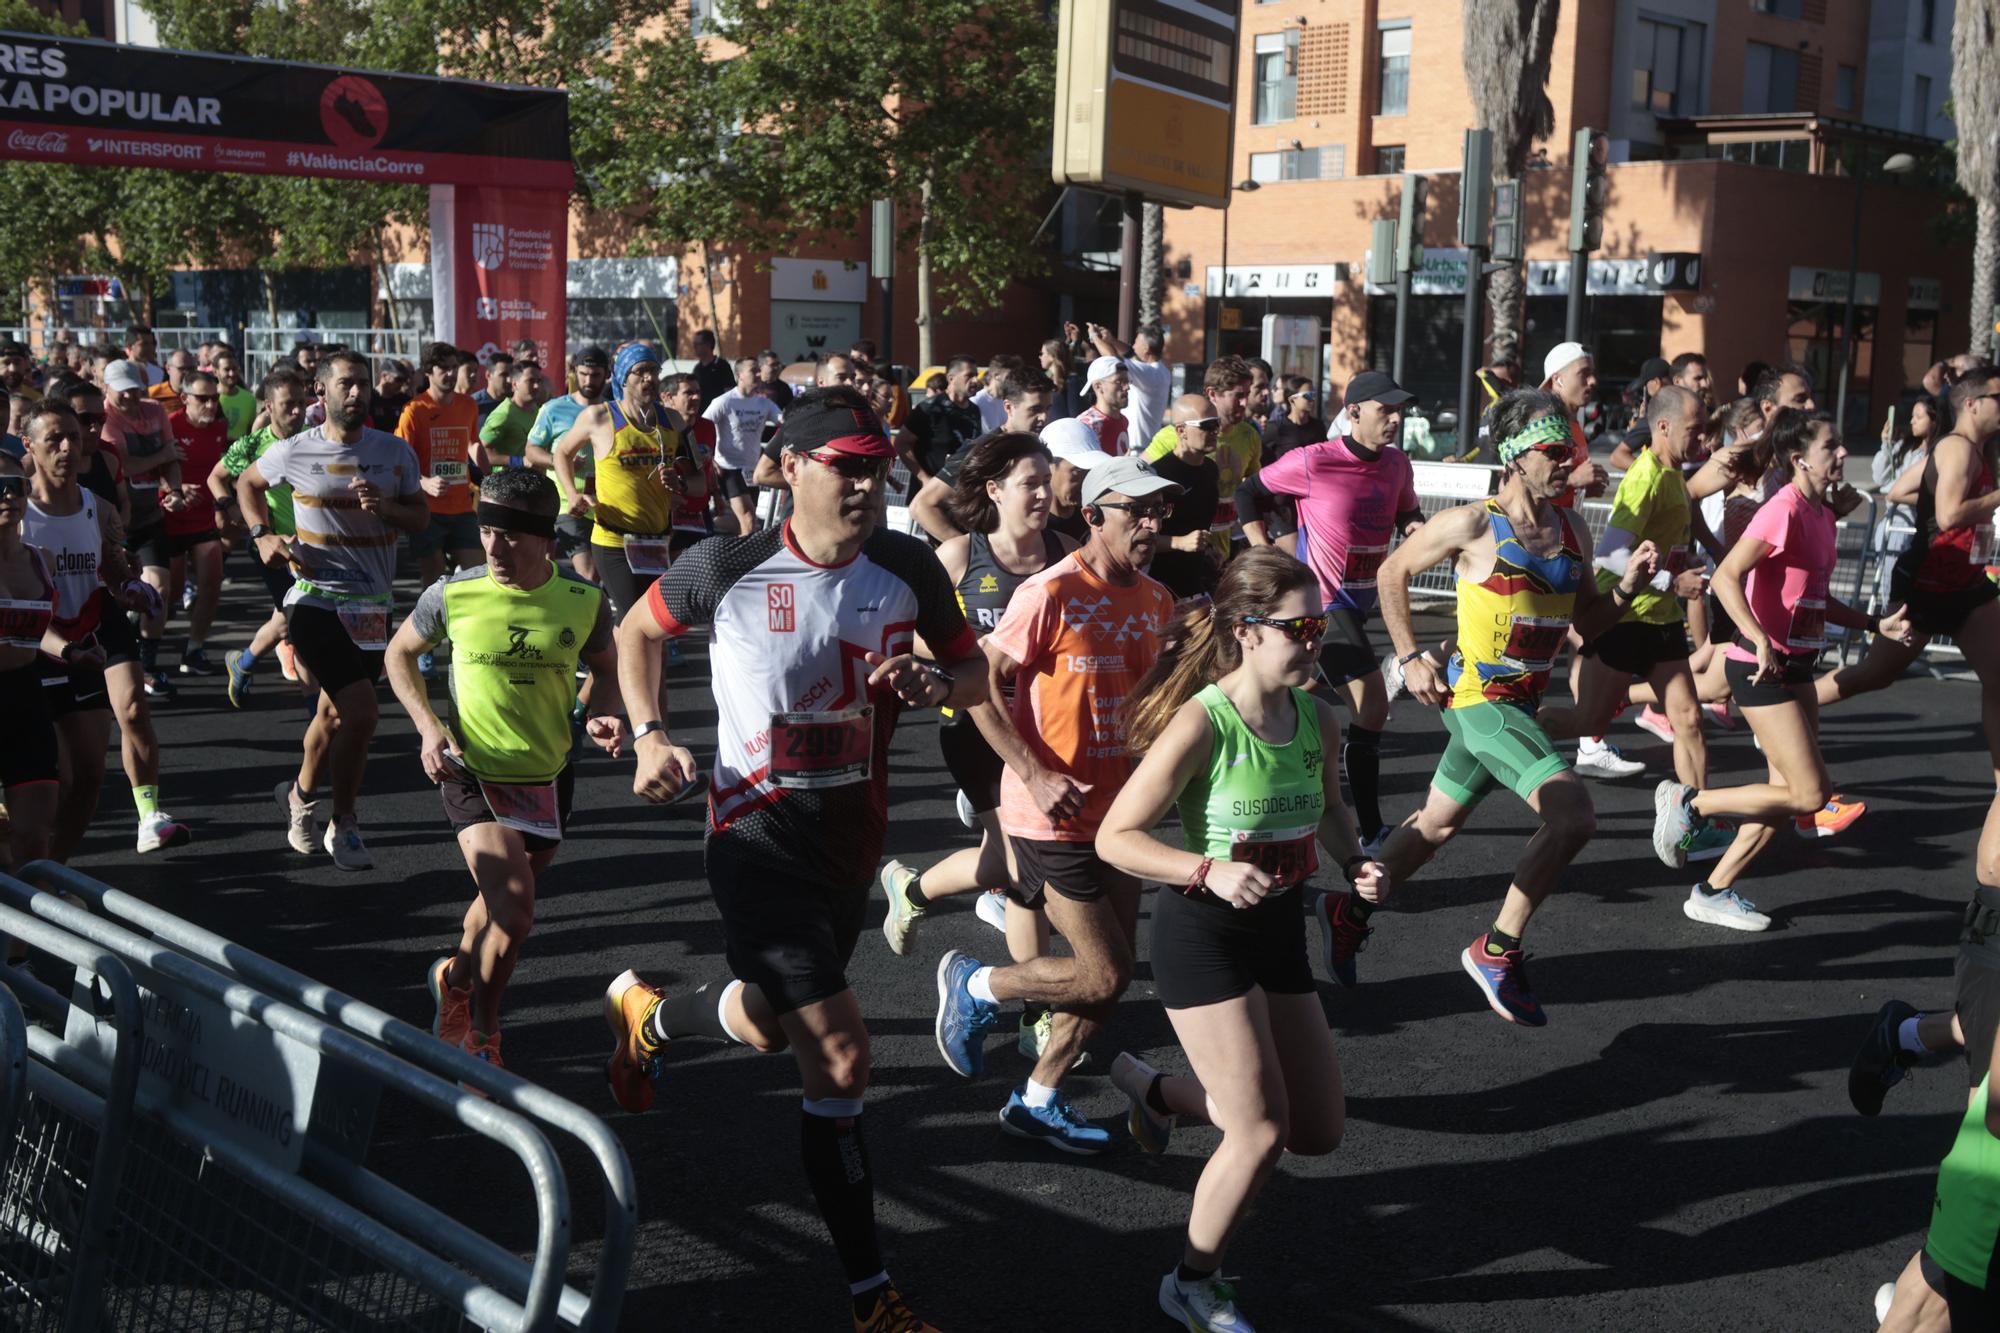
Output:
[1081, 455, 1183, 506]
[1041, 419, 1115, 470]
[1540, 341, 1591, 387]
[1085, 355, 1125, 388]
[104, 359, 147, 393]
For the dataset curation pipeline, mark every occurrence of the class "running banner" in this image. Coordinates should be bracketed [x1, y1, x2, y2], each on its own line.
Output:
[0, 31, 572, 188]
[430, 184, 568, 371]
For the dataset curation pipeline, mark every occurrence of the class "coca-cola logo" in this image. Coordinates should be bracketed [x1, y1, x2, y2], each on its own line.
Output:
[7, 130, 68, 154]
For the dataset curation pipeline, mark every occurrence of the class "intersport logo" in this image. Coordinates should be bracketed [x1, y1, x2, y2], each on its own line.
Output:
[7, 130, 68, 154]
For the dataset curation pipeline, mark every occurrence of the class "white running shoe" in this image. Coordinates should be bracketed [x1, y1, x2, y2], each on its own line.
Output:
[1574, 738, 1644, 779]
[275, 780, 317, 855]
[1682, 885, 1771, 932]
[878, 859, 925, 956]
[135, 812, 191, 854]
[322, 816, 373, 872]
[955, 789, 977, 829]
[1110, 1051, 1171, 1154]
[1874, 1280, 1894, 1325]
[1380, 651, 1408, 703]
[974, 888, 1009, 934]
[1159, 1269, 1256, 1333]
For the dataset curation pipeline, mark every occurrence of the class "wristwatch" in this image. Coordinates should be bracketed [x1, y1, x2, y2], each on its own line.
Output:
[247, 523, 271, 540]
[632, 720, 668, 742]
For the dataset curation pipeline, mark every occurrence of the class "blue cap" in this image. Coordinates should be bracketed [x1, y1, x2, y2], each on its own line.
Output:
[614, 342, 659, 389]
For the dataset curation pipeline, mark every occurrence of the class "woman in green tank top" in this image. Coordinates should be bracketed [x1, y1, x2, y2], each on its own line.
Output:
[1097, 547, 1389, 1333]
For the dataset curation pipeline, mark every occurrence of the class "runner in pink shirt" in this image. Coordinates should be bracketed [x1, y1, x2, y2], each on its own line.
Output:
[1651, 408, 1915, 932]
[1237, 370, 1423, 856]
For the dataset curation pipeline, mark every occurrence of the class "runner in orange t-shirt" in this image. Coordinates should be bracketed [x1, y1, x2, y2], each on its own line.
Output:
[933, 454, 1180, 1154]
[397, 342, 483, 593]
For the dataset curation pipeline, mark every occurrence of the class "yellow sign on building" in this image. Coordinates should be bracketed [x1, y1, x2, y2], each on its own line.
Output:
[1051, 0, 1238, 209]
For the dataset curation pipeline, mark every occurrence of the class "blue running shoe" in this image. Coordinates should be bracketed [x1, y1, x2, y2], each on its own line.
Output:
[999, 1088, 1112, 1155]
[225, 650, 254, 709]
[934, 949, 998, 1077]
[1460, 934, 1547, 1027]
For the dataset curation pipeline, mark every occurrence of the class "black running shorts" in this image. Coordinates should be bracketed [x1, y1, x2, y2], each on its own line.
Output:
[284, 602, 384, 696]
[938, 718, 1005, 814]
[440, 765, 576, 853]
[1, 661, 60, 788]
[1580, 619, 1688, 676]
[1150, 882, 1315, 1009]
[1011, 837, 1139, 907]
[1316, 607, 1377, 688]
[707, 833, 868, 1016]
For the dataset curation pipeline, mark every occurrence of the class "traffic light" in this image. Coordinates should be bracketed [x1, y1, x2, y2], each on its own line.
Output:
[1396, 172, 1426, 273]
[1569, 127, 1609, 253]
[1458, 129, 1493, 248]
[1368, 219, 1399, 286]
[1490, 178, 1523, 264]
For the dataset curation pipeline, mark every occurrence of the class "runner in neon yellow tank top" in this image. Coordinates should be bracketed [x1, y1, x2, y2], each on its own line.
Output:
[386, 470, 630, 1072]
[1098, 547, 1386, 1333]
[1335, 388, 1660, 1027]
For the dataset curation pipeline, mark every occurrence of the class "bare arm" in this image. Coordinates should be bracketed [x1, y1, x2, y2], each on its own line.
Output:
[1935, 436, 2000, 529]
[1096, 701, 1228, 886]
[1887, 456, 1926, 508]
[909, 473, 964, 543]
[385, 614, 451, 781]
[553, 411, 600, 516]
[750, 452, 785, 489]
[616, 607, 699, 803]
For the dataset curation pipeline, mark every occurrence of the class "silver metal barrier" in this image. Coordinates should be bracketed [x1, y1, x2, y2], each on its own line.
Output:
[0, 865, 636, 1332]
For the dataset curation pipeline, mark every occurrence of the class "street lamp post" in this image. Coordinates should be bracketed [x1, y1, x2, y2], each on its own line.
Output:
[1836, 148, 1916, 432]
[1214, 178, 1260, 361]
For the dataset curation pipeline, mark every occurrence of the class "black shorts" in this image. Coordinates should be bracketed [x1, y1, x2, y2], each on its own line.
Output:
[1920, 1251, 2000, 1329]
[1724, 644, 1817, 708]
[39, 651, 109, 718]
[127, 518, 170, 570]
[2, 661, 60, 789]
[1011, 837, 1139, 907]
[1316, 607, 1378, 687]
[717, 469, 754, 503]
[1894, 575, 2000, 639]
[592, 542, 663, 626]
[257, 558, 295, 612]
[1706, 594, 1738, 650]
[94, 604, 140, 667]
[555, 514, 593, 560]
[440, 765, 575, 853]
[159, 528, 219, 561]
[284, 602, 384, 695]
[1150, 882, 1315, 1009]
[707, 833, 867, 1016]
[669, 528, 709, 558]
[938, 718, 1004, 813]
[1581, 618, 1688, 676]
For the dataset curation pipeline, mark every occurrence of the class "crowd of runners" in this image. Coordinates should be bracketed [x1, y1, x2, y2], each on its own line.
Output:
[2, 321, 1999, 1332]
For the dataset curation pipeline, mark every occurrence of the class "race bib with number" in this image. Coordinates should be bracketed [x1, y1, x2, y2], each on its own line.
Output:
[1501, 614, 1567, 672]
[768, 705, 873, 790]
[1786, 596, 1827, 653]
[480, 778, 563, 841]
[335, 600, 391, 651]
[433, 456, 468, 484]
[1209, 499, 1240, 533]
[1228, 825, 1318, 887]
[1340, 543, 1389, 587]
[622, 533, 672, 577]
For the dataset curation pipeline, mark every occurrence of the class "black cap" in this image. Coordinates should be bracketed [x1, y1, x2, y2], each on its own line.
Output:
[1638, 356, 1672, 385]
[0, 340, 27, 359]
[1344, 369, 1415, 407]
[573, 344, 611, 370]
[775, 388, 895, 458]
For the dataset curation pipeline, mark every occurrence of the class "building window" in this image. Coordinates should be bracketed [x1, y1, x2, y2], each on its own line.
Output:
[1374, 144, 1405, 175]
[1751, 0, 1803, 17]
[1913, 73, 1933, 132]
[1253, 31, 1298, 125]
[1249, 145, 1347, 183]
[1920, 0, 1938, 42]
[1377, 22, 1410, 117]
[1744, 40, 1801, 113]
[1634, 14, 1706, 116]
[1835, 64, 1856, 111]
[690, 0, 716, 36]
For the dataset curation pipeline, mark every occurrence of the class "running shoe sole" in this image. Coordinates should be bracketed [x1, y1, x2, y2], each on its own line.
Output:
[934, 950, 988, 1079]
[429, 956, 469, 1045]
[1681, 891, 1772, 932]
[1634, 714, 1675, 743]
[996, 1103, 1111, 1154]
[322, 822, 373, 872]
[1459, 947, 1546, 1027]
[879, 860, 920, 956]
[273, 780, 316, 855]
[1848, 999, 1919, 1117]
[135, 820, 191, 854]
[603, 969, 662, 1114]
[1653, 781, 1692, 869]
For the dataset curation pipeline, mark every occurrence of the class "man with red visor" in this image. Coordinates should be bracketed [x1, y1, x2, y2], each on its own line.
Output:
[601, 386, 988, 1333]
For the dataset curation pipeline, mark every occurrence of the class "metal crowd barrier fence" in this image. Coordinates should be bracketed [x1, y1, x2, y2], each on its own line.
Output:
[1854, 516, 1968, 672]
[244, 327, 426, 382]
[0, 863, 637, 1332]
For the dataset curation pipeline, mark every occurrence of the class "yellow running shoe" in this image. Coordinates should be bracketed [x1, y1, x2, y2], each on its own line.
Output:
[854, 1284, 942, 1332]
[604, 969, 667, 1114]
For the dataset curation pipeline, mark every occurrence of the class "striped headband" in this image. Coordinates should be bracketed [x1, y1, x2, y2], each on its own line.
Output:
[1498, 414, 1571, 464]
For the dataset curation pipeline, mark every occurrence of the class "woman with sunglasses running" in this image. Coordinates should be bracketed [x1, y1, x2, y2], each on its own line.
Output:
[0, 450, 61, 870]
[1652, 408, 1916, 929]
[1096, 546, 1383, 1333]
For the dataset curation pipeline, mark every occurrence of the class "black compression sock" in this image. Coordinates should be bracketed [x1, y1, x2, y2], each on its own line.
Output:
[139, 638, 158, 673]
[1177, 1260, 1216, 1286]
[1695, 882, 1721, 898]
[1485, 926, 1523, 957]
[1343, 725, 1385, 834]
[1145, 1073, 1173, 1117]
[800, 1101, 883, 1290]
[904, 872, 929, 910]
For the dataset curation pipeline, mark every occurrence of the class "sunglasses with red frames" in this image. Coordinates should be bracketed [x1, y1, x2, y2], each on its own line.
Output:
[1240, 613, 1330, 644]
[802, 449, 892, 481]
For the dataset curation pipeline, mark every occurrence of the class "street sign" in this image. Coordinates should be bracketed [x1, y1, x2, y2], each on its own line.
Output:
[1051, 0, 1239, 208]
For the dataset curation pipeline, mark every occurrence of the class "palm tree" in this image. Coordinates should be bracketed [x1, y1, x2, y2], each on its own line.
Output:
[1460, 0, 1560, 361]
[1139, 201, 1164, 328]
[1955, 0, 2000, 359]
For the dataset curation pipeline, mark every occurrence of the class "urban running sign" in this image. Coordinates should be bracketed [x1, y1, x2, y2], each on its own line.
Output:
[0, 31, 572, 189]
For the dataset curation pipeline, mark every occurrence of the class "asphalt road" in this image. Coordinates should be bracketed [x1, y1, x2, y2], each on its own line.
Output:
[50, 567, 1997, 1332]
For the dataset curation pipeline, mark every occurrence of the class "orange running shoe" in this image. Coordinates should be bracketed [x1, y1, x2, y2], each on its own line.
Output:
[1796, 794, 1865, 839]
[604, 969, 667, 1114]
[428, 956, 471, 1048]
[463, 1028, 505, 1070]
[277, 638, 299, 682]
[854, 1285, 942, 1332]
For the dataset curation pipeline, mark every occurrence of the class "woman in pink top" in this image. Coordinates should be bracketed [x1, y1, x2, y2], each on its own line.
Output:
[1649, 409, 1914, 931]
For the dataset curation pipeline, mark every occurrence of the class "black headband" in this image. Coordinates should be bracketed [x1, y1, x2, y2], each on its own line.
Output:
[476, 501, 556, 539]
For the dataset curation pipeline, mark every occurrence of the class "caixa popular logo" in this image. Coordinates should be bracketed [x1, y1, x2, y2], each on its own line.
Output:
[471, 224, 506, 271]
[7, 130, 67, 154]
[474, 296, 500, 319]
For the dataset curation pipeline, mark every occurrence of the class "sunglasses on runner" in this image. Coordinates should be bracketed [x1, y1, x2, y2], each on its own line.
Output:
[184, 393, 219, 403]
[1240, 613, 1329, 644]
[0, 476, 24, 498]
[1530, 441, 1576, 464]
[1181, 416, 1221, 431]
[801, 449, 892, 482]
[1093, 499, 1174, 523]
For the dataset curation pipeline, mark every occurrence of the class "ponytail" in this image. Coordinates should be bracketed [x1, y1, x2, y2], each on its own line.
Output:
[1124, 603, 1228, 755]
